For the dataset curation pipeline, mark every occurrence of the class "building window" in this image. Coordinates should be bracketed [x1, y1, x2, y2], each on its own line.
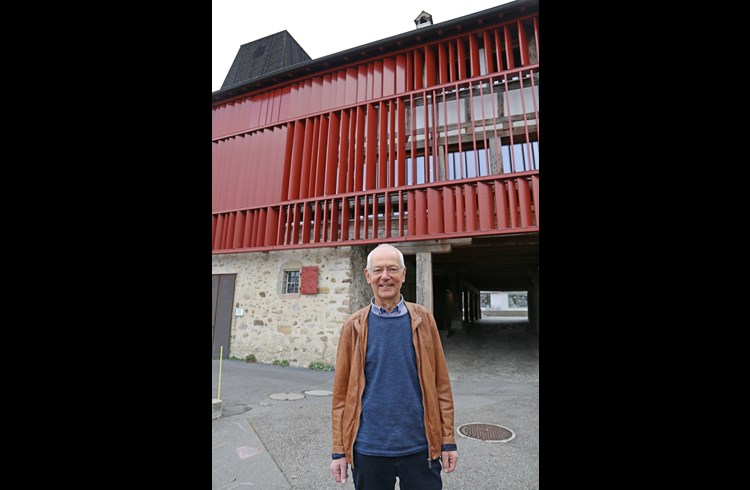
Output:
[508, 293, 528, 309]
[283, 270, 300, 294]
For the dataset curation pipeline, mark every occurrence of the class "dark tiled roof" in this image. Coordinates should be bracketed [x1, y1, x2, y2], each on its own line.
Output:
[221, 30, 311, 90]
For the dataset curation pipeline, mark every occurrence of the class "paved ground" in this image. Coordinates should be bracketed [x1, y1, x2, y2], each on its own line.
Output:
[212, 318, 539, 489]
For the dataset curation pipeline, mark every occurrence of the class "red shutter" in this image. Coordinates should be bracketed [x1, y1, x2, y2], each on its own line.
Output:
[300, 266, 319, 294]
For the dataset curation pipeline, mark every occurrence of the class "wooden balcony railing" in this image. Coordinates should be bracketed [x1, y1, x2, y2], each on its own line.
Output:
[212, 171, 538, 253]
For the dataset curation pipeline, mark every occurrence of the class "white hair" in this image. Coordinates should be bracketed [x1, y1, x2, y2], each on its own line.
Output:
[366, 244, 405, 269]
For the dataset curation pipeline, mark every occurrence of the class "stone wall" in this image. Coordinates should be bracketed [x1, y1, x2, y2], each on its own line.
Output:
[212, 246, 369, 368]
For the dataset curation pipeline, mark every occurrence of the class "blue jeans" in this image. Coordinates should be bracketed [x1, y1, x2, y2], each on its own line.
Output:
[352, 450, 442, 490]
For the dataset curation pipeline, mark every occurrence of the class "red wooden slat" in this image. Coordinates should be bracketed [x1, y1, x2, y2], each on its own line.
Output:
[256, 208, 267, 245]
[315, 115, 328, 196]
[397, 99, 406, 187]
[415, 190, 427, 235]
[251, 209, 260, 247]
[469, 34, 480, 77]
[494, 29, 504, 72]
[291, 203, 300, 244]
[341, 197, 349, 241]
[332, 71, 343, 109]
[384, 190, 391, 238]
[299, 117, 315, 198]
[276, 206, 286, 246]
[265, 208, 278, 246]
[427, 187, 443, 234]
[383, 57, 395, 97]
[425, 46, 436, 87]
[212, 214, 218, 247]
[337, 110, 350, 194]
[378, 101, 387, 188]
[308, 117, 321, 197]
[454, 182, 464, 232]
[423, 91, 430, 183]
[284, 205, 294, 245]
[504, 26, 515, 70]
[325, 112, 340, 195]
[517, 177, 532, 227]
[476, 182, 494, 230]
[312, 201, 321, 243]
[464, 184, 477, 231]
[448, 41, 456, 82]
[311, 77, 323, 117]
[330, 199, 339, 242]
[346, 67, 358, 105]
[301, 203, 311, 244]
[321, 74, 332, 112]
[214, 214, 224, 250]
[388, 100, 396, 187]
[457, 37, 467, 80]
[518, 20, 529, 66]
[494, 180, 509, 228]
[407, 191, 416, 237]
[347, 109, 357, 192]
[353, 196, 361, 240]
[413, 49, 423, 90]
[354, 107, 366, 191]
[406, 51, 413, 92]
[280, 124, 295, 201]
[233, 211, 245, 248]
[366, 104, 377, 190]
[483, 31, 494, 74]
[443, 187, 455, 233]
[532, 174, 539, 226]
[396, 55, 406, 94]
[357, 65, 368, 103]
[221, 213, 231, 249]
[438, 43, 448, 85]
[397, 190, 404, 237]
[371, 195, 378, 239]
[363, 195, 369, 239]
[373, 60, 383, 99]
[253, 131, 271, 208]
[288, 121, 305, 200]
[507, 179, 518, 228]
[367, 63, 375, 100]
[244, 210, 255, 247]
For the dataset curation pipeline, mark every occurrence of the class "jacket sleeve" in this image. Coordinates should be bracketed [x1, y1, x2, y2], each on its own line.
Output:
[331, 320, 353, 455]
[427, 311, 457, 447]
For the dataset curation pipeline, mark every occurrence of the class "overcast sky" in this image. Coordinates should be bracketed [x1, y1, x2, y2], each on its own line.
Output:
[212, 0, 514, 93]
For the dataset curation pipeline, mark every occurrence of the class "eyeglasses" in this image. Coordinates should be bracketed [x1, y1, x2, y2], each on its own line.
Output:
[369, 266, 402, 276]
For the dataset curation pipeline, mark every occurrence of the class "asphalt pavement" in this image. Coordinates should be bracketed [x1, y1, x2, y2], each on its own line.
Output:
[212, 318, 539, 489]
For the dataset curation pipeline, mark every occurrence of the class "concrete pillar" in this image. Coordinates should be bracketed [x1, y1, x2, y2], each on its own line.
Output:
[416, 252, 433, 314]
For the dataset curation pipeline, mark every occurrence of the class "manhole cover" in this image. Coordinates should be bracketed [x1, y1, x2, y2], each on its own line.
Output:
[269, 392, 305, 400]
[304, 390, 333, 396]
[458, 423, 515, 442]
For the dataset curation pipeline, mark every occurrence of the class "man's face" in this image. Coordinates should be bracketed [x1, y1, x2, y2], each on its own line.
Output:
[365, 247, 406, 305]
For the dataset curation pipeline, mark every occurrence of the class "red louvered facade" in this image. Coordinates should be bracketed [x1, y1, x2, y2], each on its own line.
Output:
[212, 1, 539, 253]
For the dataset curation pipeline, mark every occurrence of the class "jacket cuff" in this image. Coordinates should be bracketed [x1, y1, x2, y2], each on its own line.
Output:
[441, 444, 457, 452]
[332, 453, 346, 460]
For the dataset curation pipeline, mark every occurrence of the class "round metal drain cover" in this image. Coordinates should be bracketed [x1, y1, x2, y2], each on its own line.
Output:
[304, 390, 333, 396]
[269, 392, 305, 400]
[458, 423, 515, 442]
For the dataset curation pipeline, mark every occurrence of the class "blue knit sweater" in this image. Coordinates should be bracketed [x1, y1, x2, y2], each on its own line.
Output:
[353, 312, 428, 457]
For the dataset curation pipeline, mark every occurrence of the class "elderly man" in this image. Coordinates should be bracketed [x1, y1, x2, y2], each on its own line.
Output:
[329, 243, 458, 489]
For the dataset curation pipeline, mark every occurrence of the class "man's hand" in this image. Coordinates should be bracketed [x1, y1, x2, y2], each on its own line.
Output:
[441, 450, 458, 473]
[330, 457, 349, 484]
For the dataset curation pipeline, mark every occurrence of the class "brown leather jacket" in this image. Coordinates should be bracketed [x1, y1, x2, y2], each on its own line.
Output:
[331, 302, 456, 465]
